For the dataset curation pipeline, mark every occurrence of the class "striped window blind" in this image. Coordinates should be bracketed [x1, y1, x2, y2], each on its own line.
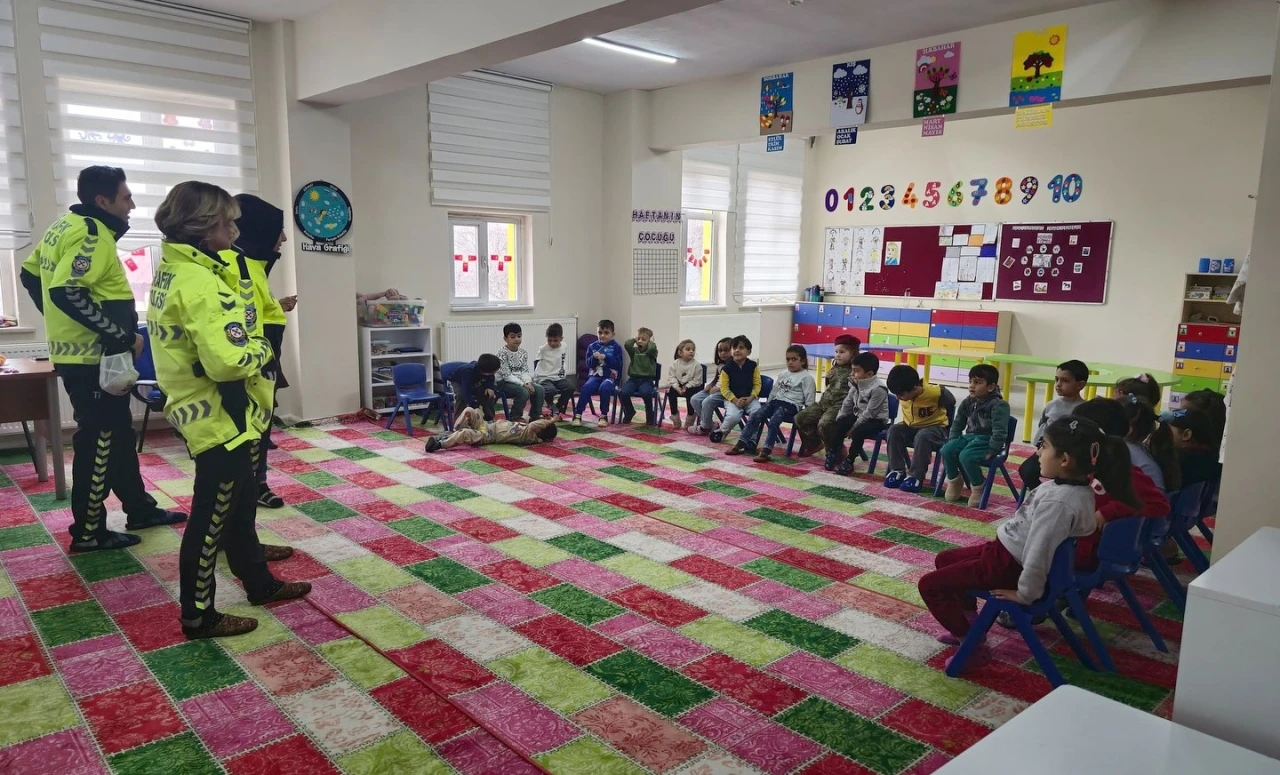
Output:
[428, 72, 552, 212]
[37, 0, 257, 249]
[681, 146, 735, 213]
[0, 0, 28, 249]
[735, 139, 805, 305]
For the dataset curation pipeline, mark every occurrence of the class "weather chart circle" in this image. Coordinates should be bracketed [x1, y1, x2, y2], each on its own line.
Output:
[293, 181, 353, 243]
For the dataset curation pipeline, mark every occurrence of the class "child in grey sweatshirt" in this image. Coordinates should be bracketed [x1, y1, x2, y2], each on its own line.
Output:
[825, 352, 890, 474]
[730, 345, 816, 461]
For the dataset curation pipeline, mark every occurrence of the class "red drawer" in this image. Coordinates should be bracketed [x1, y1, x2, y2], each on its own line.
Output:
[843, 327, 870, 345]
[791, 323, 820, 344]
[931, 309, 966, 325]
[1178, 323, 1240, 344]
[964, 311, 999, 327]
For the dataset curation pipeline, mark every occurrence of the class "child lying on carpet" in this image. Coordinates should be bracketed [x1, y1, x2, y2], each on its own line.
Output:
[425, 406, 558, 452]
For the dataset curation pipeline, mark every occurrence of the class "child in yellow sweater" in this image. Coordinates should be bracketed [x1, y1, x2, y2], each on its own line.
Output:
[883, 365, 955, 493]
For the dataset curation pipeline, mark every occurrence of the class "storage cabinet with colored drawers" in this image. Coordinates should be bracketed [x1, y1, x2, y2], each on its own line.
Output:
[1169, 272, 1242, 409]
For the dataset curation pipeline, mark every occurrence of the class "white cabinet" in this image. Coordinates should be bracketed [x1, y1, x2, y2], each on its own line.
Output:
[358, 325, 434, 415]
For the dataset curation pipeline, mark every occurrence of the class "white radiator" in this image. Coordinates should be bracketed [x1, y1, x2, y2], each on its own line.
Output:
[440, 317, 578, 364]
[680, 312, 763, 365]
[0, 342, 154, 438]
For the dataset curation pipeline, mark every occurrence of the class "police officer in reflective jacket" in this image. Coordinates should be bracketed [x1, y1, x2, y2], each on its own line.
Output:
[20, 166, 186, 552]
[149, 181, 310, 640]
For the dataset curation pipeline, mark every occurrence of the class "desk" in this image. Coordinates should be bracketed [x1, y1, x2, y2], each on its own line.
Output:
[936, 685, 1280, 774]
[1175, 526, 1280, 761]
[0, 359, 66, 499]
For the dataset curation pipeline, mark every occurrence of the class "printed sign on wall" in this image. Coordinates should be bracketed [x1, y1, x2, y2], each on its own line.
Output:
[760, 72, 793, 135]
[914, 43, 960, 118]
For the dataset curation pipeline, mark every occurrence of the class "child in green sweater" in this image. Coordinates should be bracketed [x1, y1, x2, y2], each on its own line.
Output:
[618, 327, 659, 424]
[941, 364, 1011, 507]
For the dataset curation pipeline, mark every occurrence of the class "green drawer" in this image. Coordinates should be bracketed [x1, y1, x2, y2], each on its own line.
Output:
[958, 359, 981, 371]
[932, 356, 960, 368]
[869, 333, 900, 346]
[1174, 375, 1220, 393]
[898, 335, 930, 348]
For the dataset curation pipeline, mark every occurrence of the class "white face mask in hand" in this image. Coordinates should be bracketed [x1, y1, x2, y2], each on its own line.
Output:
[99, 352, 139, 396]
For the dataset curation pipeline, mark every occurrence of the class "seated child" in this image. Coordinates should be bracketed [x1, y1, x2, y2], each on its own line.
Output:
[1164, 389, 1226, 447]
[1019, 359, 1089, 491]
[618, 327, 659, 424]
[1113, 373, 1162, 406]
[919, 416, 1138, 672]
[940, 364, 1010, 507]
[425, 407, 557, 451]
[573, 319, 624, 427]
[1167, 408, 1222, 489]
[710, 335, 761, 444]
[690, 337, 732, 435]
[730, 345, 815, 462]
[449, 353, 499, 421]
[1121, 396, 1180, 491]
[795, 334, 859, 457]
[664, 339, 702, 430]
[824, 351, 889, 475]
[883, 364, 955, 493]
[495, 322, 544, 421]
[535, 323, 576, 421]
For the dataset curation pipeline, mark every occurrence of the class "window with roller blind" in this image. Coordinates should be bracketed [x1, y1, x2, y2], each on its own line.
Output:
[0, 0, 26, 321]
[679, 148, 733, 308]
[37, 0, 257, 313]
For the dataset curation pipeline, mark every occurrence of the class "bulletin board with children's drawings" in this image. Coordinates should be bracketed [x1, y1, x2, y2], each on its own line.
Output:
[995, 221, 1113, 304]
[823, 223, 999, 300]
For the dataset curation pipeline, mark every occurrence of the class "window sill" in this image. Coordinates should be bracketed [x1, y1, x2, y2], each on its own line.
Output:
[0, 326, 38, 337]
[679, 306, 727, 313]
[449, 304, 535, 313]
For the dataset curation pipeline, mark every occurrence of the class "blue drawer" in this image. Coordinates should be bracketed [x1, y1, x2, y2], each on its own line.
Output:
[871, 306, 902, 322]
[961, 325, 997, 342]
[1175, 341, 1226, 362]
[793, 302, 819, 325]
[929, 323, 963, 339]
[843, 305, 871, 328]
[816, 304, 845, 326]
[900, 308, 932, 324]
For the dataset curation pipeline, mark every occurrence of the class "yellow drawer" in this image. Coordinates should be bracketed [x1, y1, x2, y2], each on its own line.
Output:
[960, 340, 997, 352]
[928, 337, 962, 350]
[899, 322, 930, 338]
[870, 320, 901, 336]
[1173, 358, 1222, 379]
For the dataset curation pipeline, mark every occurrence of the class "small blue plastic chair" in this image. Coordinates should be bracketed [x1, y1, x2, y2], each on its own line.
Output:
[1171, 481, 1213, 574]
[931, 416, 1022, 509]
[130, 325, 168, 452]
[865, 395, 900, 475]
[1144, 483, 1207, 611]
[384, 363, 442, 437]
[1072, 516, 1170, 665]
[946, 538, 1097, 687]
[612, 364, 663, 425]
[1196, 471, 1219, 544]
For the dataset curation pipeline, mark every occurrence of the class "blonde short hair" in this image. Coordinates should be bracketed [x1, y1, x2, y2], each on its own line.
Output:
[154, 181, 240, 246]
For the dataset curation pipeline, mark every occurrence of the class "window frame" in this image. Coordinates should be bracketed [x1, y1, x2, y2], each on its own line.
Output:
[680, 208, 725, 309]
[448, 212, 532, 310]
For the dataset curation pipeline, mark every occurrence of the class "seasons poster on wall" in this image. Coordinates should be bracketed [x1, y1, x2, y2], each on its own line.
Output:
[913, 42, 960, 118]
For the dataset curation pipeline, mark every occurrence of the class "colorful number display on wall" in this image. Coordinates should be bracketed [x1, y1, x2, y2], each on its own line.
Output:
[823, 173, 1083, 212]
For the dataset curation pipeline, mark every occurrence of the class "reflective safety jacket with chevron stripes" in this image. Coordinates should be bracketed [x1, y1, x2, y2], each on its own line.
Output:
[20, 206, 138, 368]
[147, 241, 275, 457]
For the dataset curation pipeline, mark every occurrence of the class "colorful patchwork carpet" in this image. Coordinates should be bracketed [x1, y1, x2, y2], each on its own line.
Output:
[0, 417, 1193, 775]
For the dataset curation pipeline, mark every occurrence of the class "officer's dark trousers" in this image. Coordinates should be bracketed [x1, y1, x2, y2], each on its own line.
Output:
[60, 368, 158, 543]
[180, 441, 276, 624]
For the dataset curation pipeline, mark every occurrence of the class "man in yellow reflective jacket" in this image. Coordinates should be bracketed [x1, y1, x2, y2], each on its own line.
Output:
[20, 166, 185, 551]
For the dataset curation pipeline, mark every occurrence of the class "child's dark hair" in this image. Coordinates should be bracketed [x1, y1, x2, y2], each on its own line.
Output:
[969, 363, 1000, 385]
[713, 337, 732, 365]
[1116, 373, 1160, 405]
[546, 322, 563, 338]
[502, 322, 522, 337]
[730, 335, 753, 353]
[1057, 359, 1089, 383]
[674, 339, 696, 360]
[1181, 389, 1225, 445]
[886, 364, 923, 396]
[597, 319, 615, 333]
[1072, 398, 1128, 437]
[637, 327, 653, 338]
[1122, 396, 1181, 490]
[852, 351, 879, 374]
[1168, 408, 1216, 448]
[786, 345, 808, 370]
[1043, 417, 1141, 509]
[536, 423, 558, 442]
[476, 353, 501, 373]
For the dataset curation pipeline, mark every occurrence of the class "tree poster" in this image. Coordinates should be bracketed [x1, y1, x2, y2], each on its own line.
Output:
[831, 60, 870, 128]
[1010, 25, 1066, 107]
[913, 43, 960, 118]
[760, 72, 793, 135]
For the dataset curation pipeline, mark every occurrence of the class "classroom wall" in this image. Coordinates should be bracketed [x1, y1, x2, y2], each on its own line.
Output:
[803, 87, 1266, 372]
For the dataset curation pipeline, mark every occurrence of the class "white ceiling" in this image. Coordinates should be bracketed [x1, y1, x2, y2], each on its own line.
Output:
[496, 0, 1111, 94]
[173, 0, 341, 22]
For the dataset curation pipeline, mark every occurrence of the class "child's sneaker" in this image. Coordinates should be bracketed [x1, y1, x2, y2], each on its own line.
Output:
[597, 416, 609, 427]
[571, 416, 582, 426]
[726, 442, 748, 456]
[884, 471, 904, 489]
[753, 449, 772, 463]
[836, 458, 855, 476]
[899, 476, 922, 494]
[944, 476, 966, 501]
[968, 490, 985, 508]
[709, 430, 724, 444]
[684, 414, 695, 430]
[823, 450, 841, 472]
[424, 437, 442, 453]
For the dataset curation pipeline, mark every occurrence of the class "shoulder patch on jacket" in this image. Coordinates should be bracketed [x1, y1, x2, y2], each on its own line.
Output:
[225, 322, 248, 346]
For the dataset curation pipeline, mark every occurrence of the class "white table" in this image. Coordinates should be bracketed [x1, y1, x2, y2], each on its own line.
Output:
[1175, 526, 1280, 760]
[936, 686, 1280, 774]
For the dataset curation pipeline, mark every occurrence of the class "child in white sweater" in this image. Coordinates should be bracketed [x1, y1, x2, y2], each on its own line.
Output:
[729, 345, 816, 462]
[663, 339, 703, 429]
[534, 322, 575, 420]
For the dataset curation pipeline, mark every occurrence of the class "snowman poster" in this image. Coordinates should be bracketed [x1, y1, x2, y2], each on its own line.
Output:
[831, 60, 870, 128]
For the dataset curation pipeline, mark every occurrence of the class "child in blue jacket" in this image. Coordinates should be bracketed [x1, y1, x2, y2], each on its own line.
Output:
[573, 319, 624, 426]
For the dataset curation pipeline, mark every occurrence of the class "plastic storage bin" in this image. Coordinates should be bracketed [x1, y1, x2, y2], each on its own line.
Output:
[359, 299, 426, 327]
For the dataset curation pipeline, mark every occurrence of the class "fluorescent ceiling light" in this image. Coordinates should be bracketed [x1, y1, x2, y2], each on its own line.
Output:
[582, 37, 678, 64]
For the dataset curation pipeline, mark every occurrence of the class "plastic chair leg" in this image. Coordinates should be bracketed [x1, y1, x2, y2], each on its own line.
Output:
[1048, 603, 1098, 672]
[137, 407, 151, 453]
[785, 426, 798, 458]
[1012, 608, 1068, 687]
[945, 603, 999, 678]
[930, 455, 945, 495]
[404, 400, 414, 437]
[1195, 518, 1214, 545]
[384, 404, 398, 430]
[1144, 547, 1187, 611]
[868, 438, 884, 476]
[1000, 464, 1023, 506]
[1060, 590, 1110, 671]
[977, 467, 997, 510]
[1172, 530, 1210, 574]
[1113, 577, 1168, 653]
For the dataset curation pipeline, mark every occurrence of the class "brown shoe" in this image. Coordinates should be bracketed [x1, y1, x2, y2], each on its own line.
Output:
[182, 612, 258, 640]
[249, 581, 312, 606]
[263, 545, 294, 562]
[753, 450, 772, 463]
